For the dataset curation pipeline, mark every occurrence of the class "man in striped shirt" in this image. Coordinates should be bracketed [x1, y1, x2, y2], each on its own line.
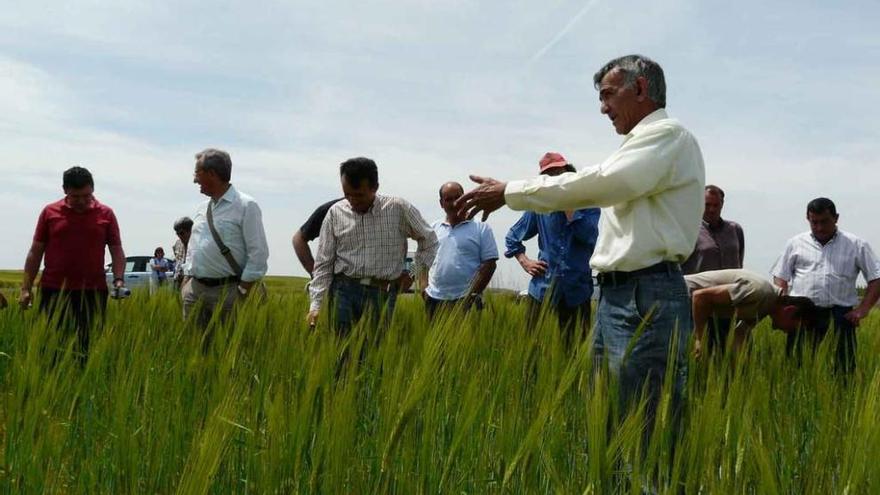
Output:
[307, 157, 438, 336]
[771, 197, 880, 372]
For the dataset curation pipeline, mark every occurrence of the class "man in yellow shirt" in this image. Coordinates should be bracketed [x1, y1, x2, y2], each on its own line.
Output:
[458, 54, 705, 425]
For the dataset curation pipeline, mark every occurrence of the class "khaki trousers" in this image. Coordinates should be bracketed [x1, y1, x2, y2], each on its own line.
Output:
[181, 278, 242, 329]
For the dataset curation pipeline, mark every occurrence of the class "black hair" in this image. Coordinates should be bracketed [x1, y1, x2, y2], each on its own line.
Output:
[807, 197, 837, 217]
[154, 247, 165, 257]
[705, 184, 725, 200]
[63, 166, 94, 190]
[174, 217, 194, 233]
[779, 295, 820, 325]
[340, 157, 379, 189]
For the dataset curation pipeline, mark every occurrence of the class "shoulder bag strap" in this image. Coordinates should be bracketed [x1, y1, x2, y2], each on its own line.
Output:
[206, 201, 244, 277]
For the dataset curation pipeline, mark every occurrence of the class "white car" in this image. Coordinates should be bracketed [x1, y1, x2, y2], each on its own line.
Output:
[106, 256, 176, 289]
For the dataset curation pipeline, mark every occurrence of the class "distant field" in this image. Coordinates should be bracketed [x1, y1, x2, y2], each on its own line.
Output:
[0, 270, 309, 299]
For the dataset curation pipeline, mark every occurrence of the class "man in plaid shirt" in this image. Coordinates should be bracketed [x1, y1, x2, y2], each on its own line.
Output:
[307, 157, 438, 336]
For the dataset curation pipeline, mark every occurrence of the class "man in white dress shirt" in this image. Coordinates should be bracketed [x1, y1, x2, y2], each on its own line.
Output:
[457, 54, 705, 424]
[772, 197, 880, 373]
[183, 148, 269, 328]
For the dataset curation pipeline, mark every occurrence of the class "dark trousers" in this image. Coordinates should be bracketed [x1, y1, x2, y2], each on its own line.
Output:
[38, 288, 108, 362]
[425, 295, 482, 321]
[786, 305, 856, 374]
[526, 297, 592, 349]
[330, 276, 398, 339]
[706, 317, 733, 355]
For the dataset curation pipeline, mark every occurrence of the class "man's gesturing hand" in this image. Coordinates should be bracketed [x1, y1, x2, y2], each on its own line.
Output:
[455, 175, 508, 221]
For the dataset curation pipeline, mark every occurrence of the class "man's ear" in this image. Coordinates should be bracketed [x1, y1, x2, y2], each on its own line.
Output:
[635, 76, 649, 101]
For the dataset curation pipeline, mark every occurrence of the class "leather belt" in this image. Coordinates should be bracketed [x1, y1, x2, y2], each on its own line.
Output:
[334, 274, 396, 292]
[597, 261, 680, 287]
[194, 276, 240, 287]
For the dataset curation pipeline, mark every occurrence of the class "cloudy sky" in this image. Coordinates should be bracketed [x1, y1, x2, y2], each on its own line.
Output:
[2, 0, 878, 289]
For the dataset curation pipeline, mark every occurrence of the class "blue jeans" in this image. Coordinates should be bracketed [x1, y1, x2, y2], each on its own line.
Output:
[594, 270, 691, 423]
[330, 277, 399, 338]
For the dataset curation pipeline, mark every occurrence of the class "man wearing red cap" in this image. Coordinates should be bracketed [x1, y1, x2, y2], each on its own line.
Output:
[505, 152, 600, 346]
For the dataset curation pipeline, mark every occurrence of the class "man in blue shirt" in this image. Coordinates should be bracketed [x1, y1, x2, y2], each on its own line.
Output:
[505, 152, 601, 347]
[424, 182, 498, 319]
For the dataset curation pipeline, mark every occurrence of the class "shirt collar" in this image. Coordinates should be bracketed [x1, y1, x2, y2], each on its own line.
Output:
[702, 218, 726, 231]
[441, 218, 472, 227]
[61, 197, 99, 212]
[212, 184, 237, 205]
[625, 108, 669, 140]
[811, 229, 839, 246]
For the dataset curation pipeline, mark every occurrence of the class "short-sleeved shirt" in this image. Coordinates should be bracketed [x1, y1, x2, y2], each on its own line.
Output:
[426, 220, 499, 300]
[300, 198, 343, 242]
[770, 230, 880, 307]
[33, 198, 122, 290]
[681, 219, 744, 274]
[685, 269, 778, 320]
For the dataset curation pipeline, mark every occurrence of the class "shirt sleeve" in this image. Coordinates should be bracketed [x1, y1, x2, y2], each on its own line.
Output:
[106, 209, 122, 247]
[33, 207, 49, 243]
[240, 201, 270, 282]
[309, 208, 337, 312]
[300, 199, 338, 242]
[770, 241, 795, 281]
[855, 239, 880, 282]
[479, 223, 499, 262]
[402, 202, 439, 273]
[504, 124, 690, 212]
[736, 222, 745, 268]
[504, 211, 538, 258]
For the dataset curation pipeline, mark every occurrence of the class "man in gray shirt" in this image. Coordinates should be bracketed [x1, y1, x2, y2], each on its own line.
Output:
[681, 184, 745, 355]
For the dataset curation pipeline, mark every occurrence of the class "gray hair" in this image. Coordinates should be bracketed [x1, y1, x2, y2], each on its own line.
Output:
[173, 216, 194, 232]
[593, 54, 666, 108]
[195, 148, 232, 182]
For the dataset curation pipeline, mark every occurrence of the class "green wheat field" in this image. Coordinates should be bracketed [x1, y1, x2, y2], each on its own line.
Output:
[0, 273, 879, 493]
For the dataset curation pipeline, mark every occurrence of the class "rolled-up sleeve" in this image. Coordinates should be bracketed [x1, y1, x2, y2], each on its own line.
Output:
[403, 203, 438, 273]
[309, 210, 337, 312]
[505, 124, 686, 213]
[241, 202, 269, 282]
[504, 211, 537, 258]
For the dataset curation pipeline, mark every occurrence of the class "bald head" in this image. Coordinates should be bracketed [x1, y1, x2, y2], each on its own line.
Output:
[439, 181, 465, 223]
[439, 181, 464, 197]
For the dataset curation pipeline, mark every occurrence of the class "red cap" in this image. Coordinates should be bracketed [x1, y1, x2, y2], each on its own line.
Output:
[539, 152, 568, 172]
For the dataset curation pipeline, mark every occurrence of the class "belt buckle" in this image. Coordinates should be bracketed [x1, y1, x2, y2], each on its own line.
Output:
[358, 277, 372, 286]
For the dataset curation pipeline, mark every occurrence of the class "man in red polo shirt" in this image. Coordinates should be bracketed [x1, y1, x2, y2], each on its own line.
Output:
[19, 166, 126, 360]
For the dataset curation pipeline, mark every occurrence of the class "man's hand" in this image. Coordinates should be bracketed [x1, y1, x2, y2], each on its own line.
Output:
[519, 258, 548, 278]
[18, 289, 32, 310]
[397, 271, 414, 293]
[693, 338, 703, 361]
[845, 307, 870, 326]
[455, 175, 508, 221]
[113, 278, 125, 289]
[307, 310, 319, 328]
